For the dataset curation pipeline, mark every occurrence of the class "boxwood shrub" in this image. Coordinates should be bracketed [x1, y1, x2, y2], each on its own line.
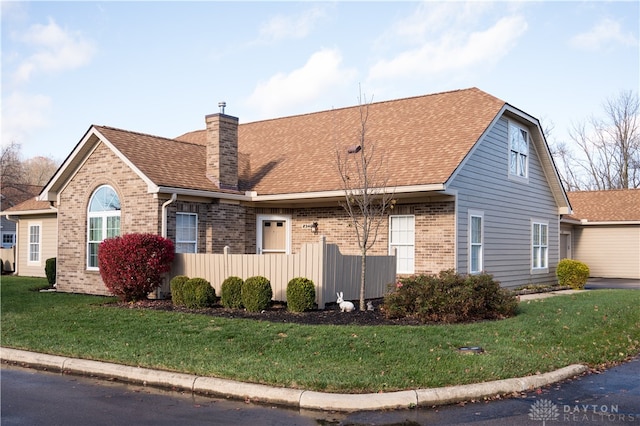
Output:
[221, 276, 244, 309]
[170, 275, 190, 306]
[45, 258, 56, 286]
[242, 276, 272, 312]
[181, 278, 216, 309]
[557, 259, 590, 289]
[286, 277, 316, 312]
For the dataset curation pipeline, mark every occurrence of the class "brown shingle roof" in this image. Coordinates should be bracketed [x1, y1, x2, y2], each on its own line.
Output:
[94, 126, 220, 193]
[567, 189, 640, 222]
[176, 87, 506, 195]
[2, 197, 53, 213]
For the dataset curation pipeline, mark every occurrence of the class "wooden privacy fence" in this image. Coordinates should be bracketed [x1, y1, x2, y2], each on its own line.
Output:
[167, 236, 397, 309]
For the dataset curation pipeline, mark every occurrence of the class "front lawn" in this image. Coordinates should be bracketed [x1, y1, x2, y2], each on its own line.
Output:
[1, 276, 639, 393]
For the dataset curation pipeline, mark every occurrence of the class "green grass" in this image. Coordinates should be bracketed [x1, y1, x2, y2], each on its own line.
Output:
[2, 276, 639, 393]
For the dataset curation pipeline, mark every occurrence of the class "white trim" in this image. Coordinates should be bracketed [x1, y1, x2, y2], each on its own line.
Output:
[468, 210, 484, 274]
[389, 214, 415, 274]
[256, 214, 291, 255]
[175, 212, 198, 253]
[27, 221, 42, 265]
[531, 219, 549, 273]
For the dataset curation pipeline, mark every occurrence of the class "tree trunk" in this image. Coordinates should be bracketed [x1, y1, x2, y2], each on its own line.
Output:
[360, 249, 366, 311]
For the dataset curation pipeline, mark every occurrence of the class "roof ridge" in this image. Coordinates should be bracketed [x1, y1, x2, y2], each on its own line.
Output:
[241, 87, 496, 126]
[94, 125, 204, 148]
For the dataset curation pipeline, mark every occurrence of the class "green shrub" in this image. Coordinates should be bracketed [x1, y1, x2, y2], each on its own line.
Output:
[45, 258, 56, 286]
[382, 269, 518, 323]
[221, 276, 244, 309]
[557, 259, 590, 290]
[242, 276, 273, 312]
[182, 278, 216, 309]
[286, 277, 316, 312]
[170, 275, 190, 306]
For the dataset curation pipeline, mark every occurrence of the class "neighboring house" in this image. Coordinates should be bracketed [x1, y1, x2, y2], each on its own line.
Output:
[1, 197, 58, 277]
[5, 88, 570, 295]
[1, 184, 42, 250]
[562, 189, 640, 279]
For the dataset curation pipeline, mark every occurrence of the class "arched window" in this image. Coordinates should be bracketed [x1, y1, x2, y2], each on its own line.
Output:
[87, 185, 121, 269]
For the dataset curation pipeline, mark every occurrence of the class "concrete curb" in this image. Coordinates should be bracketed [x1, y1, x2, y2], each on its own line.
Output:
[1, 347, 589, 412]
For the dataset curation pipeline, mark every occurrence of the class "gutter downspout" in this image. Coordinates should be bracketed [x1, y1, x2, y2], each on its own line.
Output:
[161, 194, 177, 238]
[157, 194, 177, 299]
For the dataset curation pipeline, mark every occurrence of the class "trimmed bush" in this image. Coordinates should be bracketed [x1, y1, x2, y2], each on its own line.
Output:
[242, 276, 273, 312]
[45, 258, 56, 286]
[98, 233, 175, 302]
[286, 277, 316, 312]
[557, 259, 590, 290]
[221, 276, 244, 309]
[170, 275, 190, 306]
[382, 269, 518, 323]
[181, 278, 216, 309]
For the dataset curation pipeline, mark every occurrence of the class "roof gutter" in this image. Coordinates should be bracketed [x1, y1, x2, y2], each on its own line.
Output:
[579, 219, 640, 226]
[153, 184, 447, 203]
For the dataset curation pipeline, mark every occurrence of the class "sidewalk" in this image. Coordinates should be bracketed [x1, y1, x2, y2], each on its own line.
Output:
[1, 290, 591, 413]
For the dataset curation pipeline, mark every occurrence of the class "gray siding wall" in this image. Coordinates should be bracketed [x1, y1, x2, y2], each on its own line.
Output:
[450, 116, 560, 287]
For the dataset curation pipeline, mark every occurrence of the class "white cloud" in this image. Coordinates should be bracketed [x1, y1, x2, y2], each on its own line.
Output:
[569, 18, 637, 51]
[1, 92, 52, 148]
[256, 6, 328, 44]
[13, 17, 96, 83]
[368, 12, 528, 81]
[245, 48, 357, 119]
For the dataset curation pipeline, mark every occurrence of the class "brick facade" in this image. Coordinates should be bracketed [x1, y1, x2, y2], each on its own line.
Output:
[56, 143, 161, 295]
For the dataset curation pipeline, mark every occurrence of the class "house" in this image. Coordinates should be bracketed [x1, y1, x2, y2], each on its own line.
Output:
[1, 197, 57, 277]
[4, 88, 571, 296]
[562, 189, 640, 279]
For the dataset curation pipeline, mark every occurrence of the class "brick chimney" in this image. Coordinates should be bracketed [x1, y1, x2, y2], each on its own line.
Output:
[205, 111, 238, 190]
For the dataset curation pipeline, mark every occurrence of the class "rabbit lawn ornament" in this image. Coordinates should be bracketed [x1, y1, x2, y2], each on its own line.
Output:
[366, 301, 374, 311]
[337, 292, 355, 312]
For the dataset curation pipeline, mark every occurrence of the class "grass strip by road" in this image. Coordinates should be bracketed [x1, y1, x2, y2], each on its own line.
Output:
[2, 276, 639, 393]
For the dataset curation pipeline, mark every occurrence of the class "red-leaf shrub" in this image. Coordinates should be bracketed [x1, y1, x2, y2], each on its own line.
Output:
[98, 233, 175, 302]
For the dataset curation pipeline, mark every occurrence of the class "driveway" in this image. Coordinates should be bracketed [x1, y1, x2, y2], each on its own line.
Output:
[585, 277, 640, 290]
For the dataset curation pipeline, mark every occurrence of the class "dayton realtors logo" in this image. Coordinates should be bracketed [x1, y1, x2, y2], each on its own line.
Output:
[529, 399, 637, 423]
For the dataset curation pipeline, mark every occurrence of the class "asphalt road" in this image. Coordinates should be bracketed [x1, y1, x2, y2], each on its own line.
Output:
[2, 356, 639, 425]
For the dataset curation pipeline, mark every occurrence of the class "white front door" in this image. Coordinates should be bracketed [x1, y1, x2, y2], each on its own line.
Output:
[257, 215, 290, 254]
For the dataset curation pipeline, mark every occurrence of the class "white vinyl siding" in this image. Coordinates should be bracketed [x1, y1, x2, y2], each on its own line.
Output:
[469, 211, 483, 274]
[28, 223, 41, 264]
[389, 215, 415, 274]
[176, 213, 197, 253]
[87, 185, 121, 269]
[532, 221, 549, 271]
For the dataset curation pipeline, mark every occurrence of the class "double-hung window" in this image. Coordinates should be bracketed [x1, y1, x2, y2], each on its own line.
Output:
[28, 223, 41, 264]
[176, 213, 197, 253]
[532, 221, 548, 271]
[509, 122, 529, 178]
[87, 185, 121, 269]
[469, 211, 483, 274]
[389, 215, 415, 274]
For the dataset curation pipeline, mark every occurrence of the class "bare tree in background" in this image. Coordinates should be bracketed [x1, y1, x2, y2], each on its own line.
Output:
[554, 90, 639, 190]
[335, 89, 395, 311]
[1, 142, 60, 208]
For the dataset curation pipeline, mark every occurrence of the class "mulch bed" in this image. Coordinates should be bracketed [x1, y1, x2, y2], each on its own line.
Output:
[115, 298, 426, 326]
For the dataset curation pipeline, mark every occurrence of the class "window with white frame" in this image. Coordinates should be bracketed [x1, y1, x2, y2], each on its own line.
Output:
[87, 185, 121, 269]
[532, 221, 548, 270]
[389, 215, 415, 274]
[509, 122, 529, 178]
[28, 223, 41, 263]
[469, 211, 483, 274]
[2, 232, 15, 248]
[176, 212, 197, 253]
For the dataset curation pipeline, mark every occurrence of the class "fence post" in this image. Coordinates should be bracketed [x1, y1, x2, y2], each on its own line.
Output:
[223, 246, 230, 279]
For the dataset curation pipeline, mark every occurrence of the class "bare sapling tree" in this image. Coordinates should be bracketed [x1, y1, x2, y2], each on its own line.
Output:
[560, 90, 639, 190]
[335, 89, 395, 311]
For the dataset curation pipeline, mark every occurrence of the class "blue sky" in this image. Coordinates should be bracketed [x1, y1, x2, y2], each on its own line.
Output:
[2, 1, 638, 161]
